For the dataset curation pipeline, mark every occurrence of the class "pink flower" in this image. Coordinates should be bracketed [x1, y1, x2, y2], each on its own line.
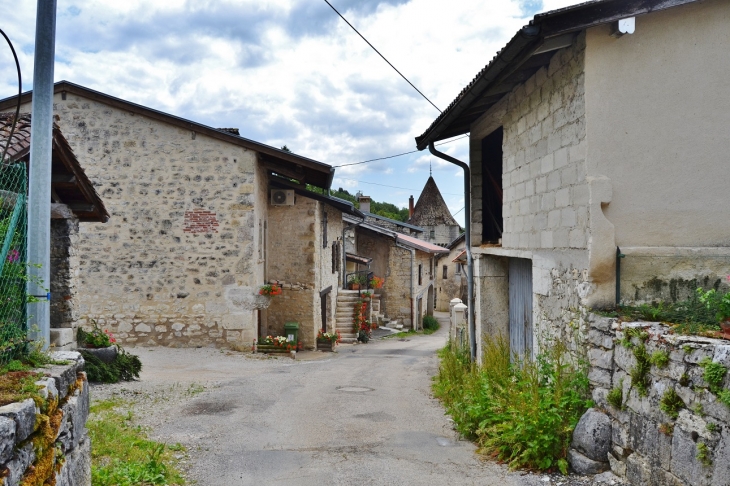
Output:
[6, 249, 19, 263]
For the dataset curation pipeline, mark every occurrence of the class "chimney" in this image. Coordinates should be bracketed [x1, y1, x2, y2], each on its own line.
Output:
[359, 194, 371, 214]
[408, 195, 414, 219]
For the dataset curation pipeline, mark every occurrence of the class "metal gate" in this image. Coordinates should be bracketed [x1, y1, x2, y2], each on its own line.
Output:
[509, 258, 533, 361]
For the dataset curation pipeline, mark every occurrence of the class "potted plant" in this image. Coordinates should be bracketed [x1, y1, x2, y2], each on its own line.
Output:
[259, 284, 282, 296]
[255, 335, 300, 354]
[77, 320, 117, 363]
[369, 275, 384, 289]
[348, 274, 366, 290]
[360, 291, 372, 302]
[353, 300, 372, 343]
[316, 330, 341, 352]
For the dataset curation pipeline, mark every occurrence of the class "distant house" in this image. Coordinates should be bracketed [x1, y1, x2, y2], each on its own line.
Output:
[415, 0, 730, 360]
[0, 81, 362, 350]
[344, 214, 447, 328]
[407, 176, 461, 247]
[355, 193, 423, 237]
[0, 113, 109, 350]
[435, 233, 466, 312]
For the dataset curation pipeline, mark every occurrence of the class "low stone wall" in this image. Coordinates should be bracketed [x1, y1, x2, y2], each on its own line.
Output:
[0, 352, 90, 486]
[573, 314, 730, 485]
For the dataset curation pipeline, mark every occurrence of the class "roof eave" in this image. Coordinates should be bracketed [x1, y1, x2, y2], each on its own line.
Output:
[0, 81, 336, 190]
[415, 0, 700, 151]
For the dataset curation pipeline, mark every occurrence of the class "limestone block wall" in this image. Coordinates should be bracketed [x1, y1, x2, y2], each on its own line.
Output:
[24, 93, 267, 347]
[470, 32, 588, 252]
[583, 315, 730, 485]
[0, 352, 90, 486]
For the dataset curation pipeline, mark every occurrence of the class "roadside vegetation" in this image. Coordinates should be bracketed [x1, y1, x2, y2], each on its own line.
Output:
[88, 399, 186, 485]
[432, 336, 592, 474]
[601, 285, 729, 335]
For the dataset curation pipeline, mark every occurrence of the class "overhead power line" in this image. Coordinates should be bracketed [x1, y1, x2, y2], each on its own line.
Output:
[333, 134, 468, 168]
[323, 0, 441, 113]
[335, 177, 463, 196]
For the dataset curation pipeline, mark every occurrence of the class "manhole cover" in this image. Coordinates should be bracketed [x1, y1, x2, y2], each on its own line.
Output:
[337, 386, 374, 393]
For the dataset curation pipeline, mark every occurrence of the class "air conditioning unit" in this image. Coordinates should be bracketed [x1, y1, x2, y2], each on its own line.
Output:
[270, 189, 295, 206]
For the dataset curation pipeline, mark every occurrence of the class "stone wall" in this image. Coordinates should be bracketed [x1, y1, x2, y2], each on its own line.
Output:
[578, 314, 730, 485]
[435, 245, 465, 312]
[0, 352, 90, 486]
[50, 218, 81, 349]
[617, 247, 730, 305]
[266, 198, 343, 349]
[418, 223, 459, 248]
[23, 93, 269, 347]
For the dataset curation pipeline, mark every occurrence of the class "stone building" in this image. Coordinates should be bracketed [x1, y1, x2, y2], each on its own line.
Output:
[407, 176, 461, 247]
[355, 193, 423, 237]
[344, 214, 447, 328]
[435, 233, 466, 312]
[0, 113, 108, 350]
[0, 81, 362, 349]
[415, 0, 730, 361]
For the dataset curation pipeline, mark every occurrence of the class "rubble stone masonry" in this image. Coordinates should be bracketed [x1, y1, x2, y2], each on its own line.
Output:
[23, 93, 268, 347]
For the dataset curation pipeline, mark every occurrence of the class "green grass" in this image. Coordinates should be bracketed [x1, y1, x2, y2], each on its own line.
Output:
[432, 336, 592, 474]
[88, 400, 186, 485]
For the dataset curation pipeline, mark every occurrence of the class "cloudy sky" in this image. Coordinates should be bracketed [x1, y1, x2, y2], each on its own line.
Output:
[0, 0, 582, 225]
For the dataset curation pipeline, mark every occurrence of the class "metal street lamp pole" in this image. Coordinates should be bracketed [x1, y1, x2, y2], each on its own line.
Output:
[27, 0, 57, 347]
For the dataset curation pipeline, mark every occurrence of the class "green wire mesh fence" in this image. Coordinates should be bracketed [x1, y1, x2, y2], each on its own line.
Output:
[0, 161, 28, 365]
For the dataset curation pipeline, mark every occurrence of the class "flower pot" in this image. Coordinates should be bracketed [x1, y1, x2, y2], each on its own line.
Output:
[349, 283, 361, 291]
[80, 345, 117, 364]
[316, 339, 336, 352]
[256, 344, 290, 354]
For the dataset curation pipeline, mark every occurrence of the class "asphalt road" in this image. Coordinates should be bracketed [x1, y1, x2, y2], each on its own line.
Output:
[92, 315, 598, 486]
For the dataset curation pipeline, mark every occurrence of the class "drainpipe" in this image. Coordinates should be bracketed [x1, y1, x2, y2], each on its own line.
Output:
[428, 143, 475, 361]
[395, 239, 416, 330]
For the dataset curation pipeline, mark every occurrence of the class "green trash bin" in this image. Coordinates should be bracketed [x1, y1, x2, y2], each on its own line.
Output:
[284, 322, 299, 346]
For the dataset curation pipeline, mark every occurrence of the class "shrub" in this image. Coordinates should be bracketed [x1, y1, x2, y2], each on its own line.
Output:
[423, 315, 439, 332]
[81, 348, 142, 383]
[432, 336, 591, 474]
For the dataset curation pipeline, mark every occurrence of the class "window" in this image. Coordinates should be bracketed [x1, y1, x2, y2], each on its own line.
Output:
[418, 264, 422, 286]
[429, 229, 435, 239]
[481, 127, 503, 244]
[442, 265, 448, 279]
[455, 263, 461, 275]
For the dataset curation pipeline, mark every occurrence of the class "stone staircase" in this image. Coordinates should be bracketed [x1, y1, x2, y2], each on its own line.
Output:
[334, 290, 386, 343]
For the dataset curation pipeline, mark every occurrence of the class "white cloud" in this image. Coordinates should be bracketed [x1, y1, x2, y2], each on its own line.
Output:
[0, 0, 586, 226]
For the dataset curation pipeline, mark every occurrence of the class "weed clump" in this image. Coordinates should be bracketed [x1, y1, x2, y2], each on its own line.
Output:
[659, 388, 684, 419]
[607, 385, 623, 409]
[432, 336, 591, 474]
[422, 315, 439, 333]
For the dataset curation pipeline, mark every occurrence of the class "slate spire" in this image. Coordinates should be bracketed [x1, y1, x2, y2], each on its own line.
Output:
[408, 176, 458, 227]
